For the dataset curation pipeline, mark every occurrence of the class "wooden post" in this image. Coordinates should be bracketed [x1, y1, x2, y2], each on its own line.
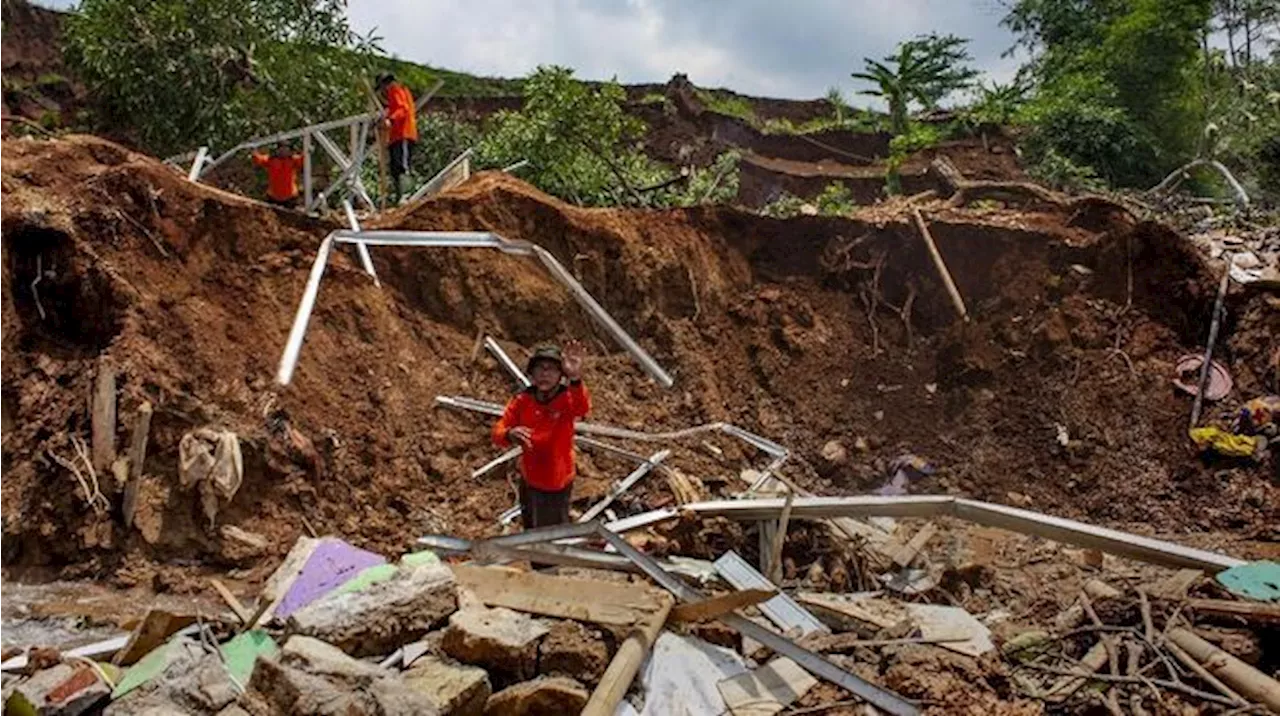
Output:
[1190, 258, 1231, 430]
[911, 208, 969, 322]
[91, 361, 117, 474]
[1168, 627, 1279, 710]
[581, 593, 673, 716]
[122, 401, 152, 528]
[302, 131, 313, 212]
[768, 489, 795, 585]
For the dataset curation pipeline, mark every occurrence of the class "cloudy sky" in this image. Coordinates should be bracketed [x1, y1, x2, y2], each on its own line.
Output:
[38, 0, 1025, 100]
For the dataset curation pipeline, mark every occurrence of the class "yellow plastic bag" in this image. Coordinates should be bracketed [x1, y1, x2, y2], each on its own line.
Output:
[1189, 427, 1258, 457]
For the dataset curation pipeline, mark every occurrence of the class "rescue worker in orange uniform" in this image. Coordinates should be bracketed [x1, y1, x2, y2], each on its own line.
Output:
[375, 73, 417, 203]
[492, 341, 591, 528]
[251, 143, 304, 208]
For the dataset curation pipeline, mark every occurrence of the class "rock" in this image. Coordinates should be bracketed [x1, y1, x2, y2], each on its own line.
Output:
[403, 655, 491, 716]
[853, 436, 870, 453]
[245, 636, 440, 715]
[1006, 491, 1032, 508]
[442, 607, 550, 682]
[820, 440, 848, 465]
[7, 663, 110, 716]
[288, 562, 458, 657]
[483, 676, 588, 716]
[537, 621, 610, 685]
[110, 642, 258, 714]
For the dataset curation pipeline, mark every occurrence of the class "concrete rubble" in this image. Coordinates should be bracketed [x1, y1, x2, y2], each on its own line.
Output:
[441, 606, 550, 682]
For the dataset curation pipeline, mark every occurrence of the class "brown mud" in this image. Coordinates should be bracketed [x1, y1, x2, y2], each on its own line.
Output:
[3, 134, 1277, 595]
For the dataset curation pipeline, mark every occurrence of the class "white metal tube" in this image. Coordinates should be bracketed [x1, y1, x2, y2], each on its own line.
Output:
[531, 245, 675, 388]
[187, 146, 208, 182]
[341, 200, 379, 285]
[483, 336, 531, 388]
[409, 147, 474, 203]
[315, 129, 375, 210]
[302, 133, 313, 210]
[276, 235, 336, 385]
[199, 111, 379, 178]
[578, 449, 671, 523]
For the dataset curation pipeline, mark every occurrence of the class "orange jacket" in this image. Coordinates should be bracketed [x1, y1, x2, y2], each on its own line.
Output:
[384, 82, 417, 143]
[252, 153, 303, 201]
[492, 381, 591, 491]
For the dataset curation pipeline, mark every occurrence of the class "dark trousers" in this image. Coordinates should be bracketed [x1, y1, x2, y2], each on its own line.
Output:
[388, 139, 413, 201]
[518, 480, 572, 529]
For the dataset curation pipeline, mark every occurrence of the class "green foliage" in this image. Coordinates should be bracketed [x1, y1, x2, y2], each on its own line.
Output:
[474, 65, 652, 206]
[852, 34, 979, 135]
[1001, 0, 1213, 187]
[409, 113, 482, 183]
[65, 0, 380, 156]
[759, 192, 808, 218]
[814, 182, 858, 215]
[826, 86, 852, 123]
[1026, 146, 1106, 192]
[694, 88, 757, 124]
[644, 150, 742, 208]
[885, 122, 943, 194]
[381, 57, 523, 98]
[1017, 71, 1156, 186]
[638, 92, 669, 106]
[962, 79, 1030, 127]
[760, 108, 883, 135]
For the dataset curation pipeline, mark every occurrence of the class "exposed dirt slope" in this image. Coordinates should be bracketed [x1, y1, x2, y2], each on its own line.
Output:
[3, 135, 1276, 589]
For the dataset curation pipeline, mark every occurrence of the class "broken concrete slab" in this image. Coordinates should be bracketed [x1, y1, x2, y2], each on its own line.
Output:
[442, 607, 550, 682]
[288, 561, 457, 657]
[6, 662, 110, 716]
[336, 550, 442, 596]
[483, 676, 588, 716]
[272, 537, 387, 621]
[247, 647, 440, 716]
[537, 620, 610, 685]
[107, 648, 244, 715]
[112, 609, 198, 666]
[111, 636, 206, 700]
[403, 655, 491, 716]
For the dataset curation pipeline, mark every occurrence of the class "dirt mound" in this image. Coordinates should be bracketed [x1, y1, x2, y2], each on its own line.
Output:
[3, 135, 1276, 590]
[1, 0, 87, 132]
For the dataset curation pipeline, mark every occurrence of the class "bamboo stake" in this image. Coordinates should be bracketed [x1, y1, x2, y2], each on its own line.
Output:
[911, 208, 969, 322]
[1190, 258, 1232, 430]
[1168, 628, 1277, 710]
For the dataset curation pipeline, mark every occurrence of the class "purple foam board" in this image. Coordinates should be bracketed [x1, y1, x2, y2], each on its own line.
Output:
[274, 538, 386, 619]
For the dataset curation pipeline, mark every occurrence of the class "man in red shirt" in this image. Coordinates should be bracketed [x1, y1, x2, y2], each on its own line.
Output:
[251, 144, 304, 207]
[492, 341, 591, 528]
[375, 73, 417, 203]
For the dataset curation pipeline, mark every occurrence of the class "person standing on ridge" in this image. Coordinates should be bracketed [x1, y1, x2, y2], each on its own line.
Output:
[376, 72, 417, 203]
[251, 143, 304, 208]
[492, 341, 591, 529]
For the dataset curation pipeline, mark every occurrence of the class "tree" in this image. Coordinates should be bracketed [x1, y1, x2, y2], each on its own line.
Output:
[476, 66, 651, 205]
[851, 34, 979, 135]
[1002, 0, 1214, 187]
[65, 0, 380, 156]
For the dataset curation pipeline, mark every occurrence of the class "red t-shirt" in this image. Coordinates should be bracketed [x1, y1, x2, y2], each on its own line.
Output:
[252, 153, 303, 201]
[492, 381, 591, 491]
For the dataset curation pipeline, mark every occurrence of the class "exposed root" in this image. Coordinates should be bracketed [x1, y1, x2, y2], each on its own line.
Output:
[49, 435, 109, 515]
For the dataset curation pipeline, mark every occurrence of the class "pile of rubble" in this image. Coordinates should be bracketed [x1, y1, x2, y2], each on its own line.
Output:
[4, 488, 1277, 715]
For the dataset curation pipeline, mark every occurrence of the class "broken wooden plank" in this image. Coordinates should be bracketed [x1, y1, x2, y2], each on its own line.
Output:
[210, 579, 249, 625]
[717, 657, 818, 716]
[450, 563, 664, 626]
[581, 592, 673, 716]
[1181, 598, 1280, 625]
[795, 594, 907, 631]
[671, 589, 778, 624]
[801, 633, 966, 654]
[890, 522, 937, 568]
[1168, 627, 1280, 711]
[91, 362, 118, 474]
[715, 552, 828, 637]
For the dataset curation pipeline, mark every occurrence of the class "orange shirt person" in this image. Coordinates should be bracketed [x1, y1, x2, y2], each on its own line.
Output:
[251, 144, 304, 207]
[376, 73, 417, 203]
[492, 341, 591, 528]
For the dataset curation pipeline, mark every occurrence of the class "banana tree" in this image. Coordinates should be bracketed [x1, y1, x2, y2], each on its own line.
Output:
[852, 34, 979, 136]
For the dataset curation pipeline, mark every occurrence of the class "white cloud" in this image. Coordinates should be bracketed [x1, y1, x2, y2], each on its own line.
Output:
[36, 0, 1022, 100]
